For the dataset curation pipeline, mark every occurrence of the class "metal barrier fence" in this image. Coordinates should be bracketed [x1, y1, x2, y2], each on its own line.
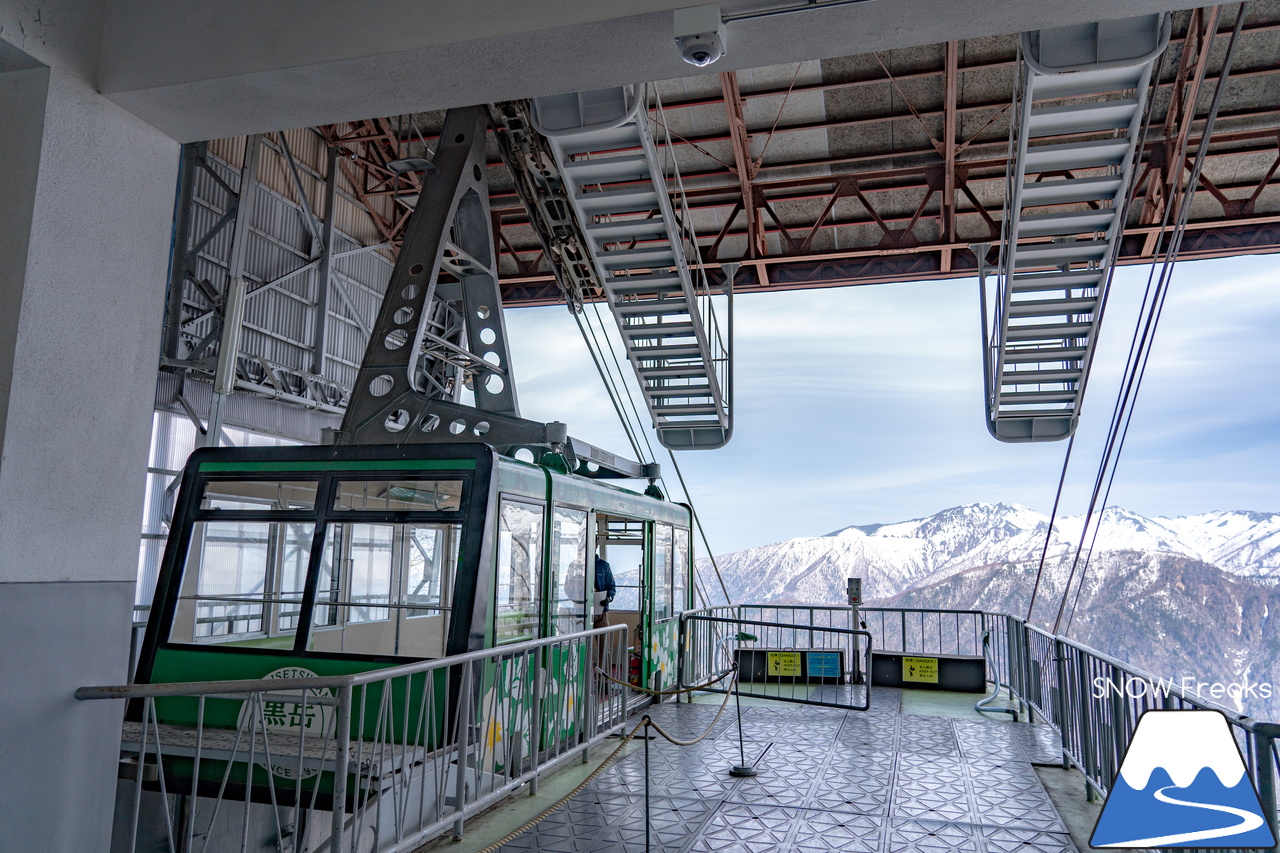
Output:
[679, 607, 873, 710]
[686, 604, 1279, 853]
[84, 606, 1280, 852]
[77, 625, 629, 853]
[1005, 616, 1280, 853]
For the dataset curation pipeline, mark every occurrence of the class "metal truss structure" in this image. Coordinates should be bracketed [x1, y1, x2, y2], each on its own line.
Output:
[321, 4, 1279, 307]
[160, 132, 396, 443]
[335, 106, 658, 480]
[163, 3, 1278, 452]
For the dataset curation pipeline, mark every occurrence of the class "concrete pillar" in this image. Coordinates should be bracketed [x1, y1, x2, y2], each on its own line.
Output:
[0, 55, 177, 852]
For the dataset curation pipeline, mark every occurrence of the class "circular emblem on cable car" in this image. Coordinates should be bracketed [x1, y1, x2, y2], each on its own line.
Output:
[235, 666, 338, 779]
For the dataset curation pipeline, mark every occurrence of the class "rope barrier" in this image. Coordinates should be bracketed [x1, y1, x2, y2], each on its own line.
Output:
[468, 674, 738, 852]
[593, 665, 734, 697]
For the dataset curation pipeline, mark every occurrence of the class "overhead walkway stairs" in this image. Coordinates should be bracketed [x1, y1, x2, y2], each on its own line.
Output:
[530, 87, 732, 450]
[980, 14, 1171, 442]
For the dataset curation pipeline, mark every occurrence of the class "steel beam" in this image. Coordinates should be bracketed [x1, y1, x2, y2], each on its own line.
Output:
[720, 71, 763, 258]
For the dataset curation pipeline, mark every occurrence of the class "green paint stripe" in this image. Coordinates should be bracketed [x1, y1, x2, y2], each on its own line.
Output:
[199, 459, 476, 473]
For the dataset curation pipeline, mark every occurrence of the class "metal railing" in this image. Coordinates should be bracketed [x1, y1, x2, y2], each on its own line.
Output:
[679, 606, 873, 711]
[89, 605, 1280, 852]
[682, 604, 1279, 852]
[78, 625, 629, 853]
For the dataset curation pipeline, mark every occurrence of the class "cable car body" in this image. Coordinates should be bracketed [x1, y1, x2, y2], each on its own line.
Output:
[130, 442, 692, 814]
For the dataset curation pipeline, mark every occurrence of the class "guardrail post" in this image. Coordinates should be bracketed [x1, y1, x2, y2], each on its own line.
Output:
[453, 661, 474, 840]
[583, 637, 596, 763]
[530, 649, 543, 796]
[1015, 619, 1030, 720]
[1108, 662, 1125, 788]
[1053, 638, 1070, 770]
[678, 613, 689, 701]
[1076, 648, 1102, 800]
[331, 685, 351, 853]
[1254, 726, 1279, 853]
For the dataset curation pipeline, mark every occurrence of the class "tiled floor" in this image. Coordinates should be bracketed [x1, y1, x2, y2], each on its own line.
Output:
[499, 688, 1073, 852]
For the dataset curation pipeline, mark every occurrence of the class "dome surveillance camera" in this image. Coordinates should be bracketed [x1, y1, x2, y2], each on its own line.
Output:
[674, 4, 727, 68]
[677, 32, 726, 67]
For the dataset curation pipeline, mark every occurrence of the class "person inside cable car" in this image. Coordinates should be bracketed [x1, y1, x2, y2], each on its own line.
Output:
[592, 554, 615, 628]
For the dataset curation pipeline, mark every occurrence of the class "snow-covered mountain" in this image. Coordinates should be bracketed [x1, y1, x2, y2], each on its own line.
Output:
[704, 503, 1280, 607]
[700, 502, 1280, 719]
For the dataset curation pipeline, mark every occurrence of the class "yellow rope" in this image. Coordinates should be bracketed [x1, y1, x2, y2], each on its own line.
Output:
[642, 679, 736, 747]
[594, 665, 735, 696]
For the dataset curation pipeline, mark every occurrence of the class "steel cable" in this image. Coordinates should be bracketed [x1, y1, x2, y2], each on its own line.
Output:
[1056, 4, 1249, 635]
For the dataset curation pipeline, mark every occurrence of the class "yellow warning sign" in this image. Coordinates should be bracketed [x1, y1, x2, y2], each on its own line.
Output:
[767, 652, 801, 678]
[903, 656, 939, 684]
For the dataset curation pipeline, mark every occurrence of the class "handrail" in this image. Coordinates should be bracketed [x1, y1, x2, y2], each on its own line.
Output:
[76, 623, 628, 700]
[82, 622, 633, 853]
[1020, 618, 1266, 731]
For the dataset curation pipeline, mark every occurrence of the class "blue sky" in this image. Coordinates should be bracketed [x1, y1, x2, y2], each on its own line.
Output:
[504, 254, 1280, 556]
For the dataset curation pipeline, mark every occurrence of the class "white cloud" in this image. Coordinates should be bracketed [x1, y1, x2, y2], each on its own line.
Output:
[502, 255, 1280, 556]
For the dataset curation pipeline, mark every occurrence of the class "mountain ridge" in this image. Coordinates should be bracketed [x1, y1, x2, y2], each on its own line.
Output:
[702, 502, 1280, 720]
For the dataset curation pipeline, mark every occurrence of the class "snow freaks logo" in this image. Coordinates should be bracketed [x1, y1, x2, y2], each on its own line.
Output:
[1091, 710, 1277, 848]
[1092, 674, 1274, 704]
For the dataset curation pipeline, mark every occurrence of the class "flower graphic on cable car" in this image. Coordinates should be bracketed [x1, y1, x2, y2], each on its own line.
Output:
[477, 657, 532, 774]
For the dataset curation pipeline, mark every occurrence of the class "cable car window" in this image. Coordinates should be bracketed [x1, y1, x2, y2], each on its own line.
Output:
[550, 508, 588, 635]
[306, 521, 459, 657]
[343, 523, 395, 623]
[333, 479, 463, 512]
[404, 524, 460, 616]
[199, 479, 318, 511]
[170, 520, 313, 644]
[495, 499, 544, 644]
[673, 527, 690, 612]
[653, 523, 673, 620]
[276, 522, 316, 631]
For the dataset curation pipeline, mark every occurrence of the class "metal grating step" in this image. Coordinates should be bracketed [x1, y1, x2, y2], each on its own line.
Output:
[586, 217, 670, 242]
[1020, 175, 1125, 207]
[1011, 239, 1109, 267]
[622, 321, 696, 339]
[555, 124, 645, 156]
[1010, 270, 1105, 293]
[1030, 64, 1148, 100]
[599, 245, 676, 271]
[1002, 346, 1088, 364]
[575, 186, 660, 214]
[1025, 99, 1139, 138]
[616, 300, 692, 318]
[562, 153, 651, 183]
[1007, 296, 1099, 318]
[653, 403, 722, 416]
[639, 366, 711, 380]
[647, 389, 715, 404]
[1023, 138, 1132, 173]
[1016, 208, 1117, 239]
[631, 343, 704, 358]
[1001, 368, 1084, 384]
[999, 389, 1081, 405]
[605, 274, 685, 296]
[1005, 322, 1094, 341]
